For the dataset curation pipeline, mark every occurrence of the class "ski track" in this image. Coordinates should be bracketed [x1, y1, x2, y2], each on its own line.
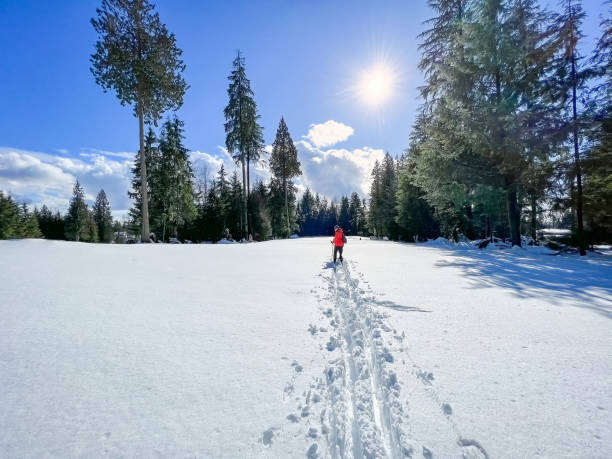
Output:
[265, 258, 489, 458]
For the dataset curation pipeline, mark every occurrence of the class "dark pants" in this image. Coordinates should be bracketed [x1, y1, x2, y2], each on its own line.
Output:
[333, 246, 343, 262]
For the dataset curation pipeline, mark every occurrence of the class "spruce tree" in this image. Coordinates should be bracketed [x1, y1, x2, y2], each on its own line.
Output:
[368, 160, 383, 236]
[396, 153, 439, 241]
[224, 51, 263, 237]
[249, 181, 272, 241]
[128, 127, 157, 234]
[297, 188, 317, 236]
[155, 117, 196, 240]
[0, 195, 42, 239]
[215, 164, 231, 237]
[65, 181, 89, 242]
[269, 117, 302, 237]
[551, 0, 596, 254]
[411, 0, 562, 245]
[348, 193, 367, 236]
[228, 170, 245, 240]
[91, 0, 188, 242]
[93, 189, 114, 242]
[338, 196, 351, 233]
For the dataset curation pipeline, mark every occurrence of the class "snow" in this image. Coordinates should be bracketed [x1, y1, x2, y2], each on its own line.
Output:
[1, 238, 610, 458]
[216, 237, 238, 244]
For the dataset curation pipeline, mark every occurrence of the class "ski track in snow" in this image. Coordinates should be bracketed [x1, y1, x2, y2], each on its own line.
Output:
[268, 258, 490, 458]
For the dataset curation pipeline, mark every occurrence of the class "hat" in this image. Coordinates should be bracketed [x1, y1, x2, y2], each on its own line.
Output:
[334, 225, 340, 230]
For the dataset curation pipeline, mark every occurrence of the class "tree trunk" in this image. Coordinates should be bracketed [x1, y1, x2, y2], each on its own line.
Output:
[138, 105, 150, 242]
[571, 51, 586, 255]
[247, 159, 251, 196]
[247, 158, 251, 239]
[530, 193, 537, 241]
[507, 188, 521, 247]
[241, 159, 248, 239]
[284, 180, 290, 237]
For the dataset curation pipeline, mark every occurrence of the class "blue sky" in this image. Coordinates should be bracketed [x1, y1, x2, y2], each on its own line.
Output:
[0, 0, 607, 217]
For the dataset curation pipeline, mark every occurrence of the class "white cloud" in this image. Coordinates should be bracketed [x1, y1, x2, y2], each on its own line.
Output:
[0, 150, 76, 210]
[191, 146, 273, 187]
[0, 123, 383, 220]
[0, 147, 133, 218]
[304, 120, 354, 148]
[80, 148, 134, 159]
[295, 140, 384, 200]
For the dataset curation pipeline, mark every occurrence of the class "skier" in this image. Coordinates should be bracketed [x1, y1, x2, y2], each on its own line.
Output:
[331, 225, 347, 263]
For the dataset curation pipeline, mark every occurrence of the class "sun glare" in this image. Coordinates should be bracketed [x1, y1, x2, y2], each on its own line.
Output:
[358, 63, 395, 107]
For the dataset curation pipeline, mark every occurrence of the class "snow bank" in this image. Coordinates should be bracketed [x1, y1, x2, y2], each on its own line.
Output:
[216, 238, 238, 244]
[423, 237, 454, 247]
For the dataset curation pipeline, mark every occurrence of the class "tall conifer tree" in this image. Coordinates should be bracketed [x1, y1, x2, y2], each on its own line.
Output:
[91, 0, 187, 242]
[93, 189, 114, 243]
[269, 117, 301, 237]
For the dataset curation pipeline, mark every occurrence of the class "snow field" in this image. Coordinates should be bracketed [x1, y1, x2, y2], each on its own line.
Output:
[1, 237, 611, 458]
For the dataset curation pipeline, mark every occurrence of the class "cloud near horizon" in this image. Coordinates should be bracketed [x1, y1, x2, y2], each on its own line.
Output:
[0, 147, 133, 218]
[304, 120, 354, 148]
[295, 140, 384, 200]
[0, 120, 381, 219]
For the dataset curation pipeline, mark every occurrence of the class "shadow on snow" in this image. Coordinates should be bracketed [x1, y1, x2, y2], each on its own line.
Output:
[433, 248, 612, 319]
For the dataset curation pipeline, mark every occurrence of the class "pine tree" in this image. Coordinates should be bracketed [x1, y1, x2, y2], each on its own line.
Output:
[215, 164, 231, 237]
[224, 51, 263, 237]
[249, 181, 272, 241]
[396, 152, 440, 241]
[269, 117, 302, 237]
[155, 117, 196, 240]
[91, 0, 188, 242]
[411, 0, 563, 245]
[228, 170, 245, 240]
[297, 188, 318, 236]
[38, 206, 65, 240]
[380, 153, 399, 239]
[0, 194, 42, 239]
[552, 0, 592, 254]
[338, 196, 351, 233]
[93, 189, 113, 242]
[202, 179, 223, 241]
[128, 127, 157, 234]
[65, 181, 89, 242]
[368, 160, 383, 236]
[0, 192, 19, 238]
[582, 5, 612, 242]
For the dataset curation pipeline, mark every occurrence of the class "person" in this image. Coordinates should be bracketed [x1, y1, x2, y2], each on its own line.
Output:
[331, 225, 347, 263]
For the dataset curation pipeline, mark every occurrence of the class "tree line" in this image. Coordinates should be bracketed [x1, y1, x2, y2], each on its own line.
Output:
[0, 186, 114, 242]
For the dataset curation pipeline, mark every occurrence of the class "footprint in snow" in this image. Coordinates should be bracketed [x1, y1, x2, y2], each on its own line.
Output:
[326, 336, 339, 351]
[291, 360, 303, 372]
[442, 402, 453, 415]
[262, 428, 275, 446]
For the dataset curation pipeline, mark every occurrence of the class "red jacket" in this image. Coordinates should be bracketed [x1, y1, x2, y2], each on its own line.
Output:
[333, 229, 345, 247]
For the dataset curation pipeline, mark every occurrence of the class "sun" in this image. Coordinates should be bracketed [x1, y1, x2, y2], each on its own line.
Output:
[358, 63, 395, 108]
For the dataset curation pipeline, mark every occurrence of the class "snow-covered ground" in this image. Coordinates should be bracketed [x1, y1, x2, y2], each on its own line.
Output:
[1, 238, 610, 458]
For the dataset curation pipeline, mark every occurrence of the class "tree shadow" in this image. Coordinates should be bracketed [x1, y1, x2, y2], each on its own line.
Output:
[434, 249, 612, 319]
[374, 300, 431, 313]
